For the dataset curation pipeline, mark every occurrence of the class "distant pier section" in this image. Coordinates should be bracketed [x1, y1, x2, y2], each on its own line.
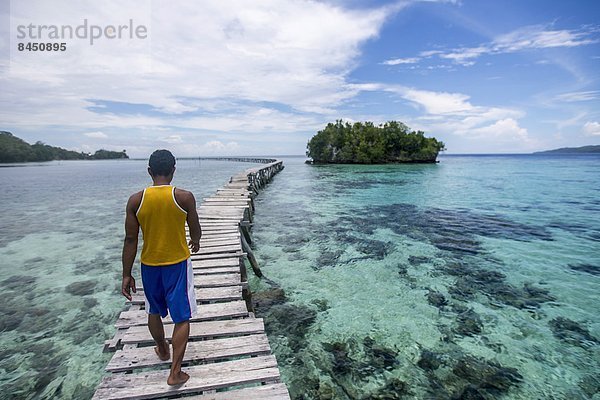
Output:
[183, 157, 280, 164]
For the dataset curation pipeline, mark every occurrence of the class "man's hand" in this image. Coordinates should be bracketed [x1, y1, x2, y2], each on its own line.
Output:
[121, 275, 136, 301]
[189, 240, 200, 253]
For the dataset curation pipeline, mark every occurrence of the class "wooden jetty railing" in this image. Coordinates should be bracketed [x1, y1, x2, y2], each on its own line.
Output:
[93, 160, 288, 400]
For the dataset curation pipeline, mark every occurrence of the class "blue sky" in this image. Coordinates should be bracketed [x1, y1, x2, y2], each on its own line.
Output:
[1, 0, 599, 156]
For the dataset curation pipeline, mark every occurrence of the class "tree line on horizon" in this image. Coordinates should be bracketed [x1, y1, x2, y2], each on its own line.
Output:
[306, 120, 445, 163]
[0, 131, 128, 163]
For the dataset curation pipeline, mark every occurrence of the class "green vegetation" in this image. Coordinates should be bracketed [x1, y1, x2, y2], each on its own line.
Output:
[0, 131, 128, 163]
[306, 120, 445, 164]
[534, 145, 600, 154]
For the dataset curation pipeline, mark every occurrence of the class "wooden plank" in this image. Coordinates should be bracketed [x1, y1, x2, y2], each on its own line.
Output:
[198, 240, 241, 248]
[197, 230, 240, 235]
[192, 258, 240, 268]
[197, 228, 241, 233]
[197, 225, 240, 230]
[202, 203, 248, 207]
[212, 191, 250, 195]
[193, 266, 240, 275]
[194, 286, 242, 301]
[198, 230, 240, 236]
[198, 218, 241, 222]
[186, 384, 290, 400]
[200, 220, 241, 224]
[199, 209, 245, 214]
[121, 318, 265, 345]
[195, 273, 242, 288]
[199, 226, 240, 231]
[203, 198, 250, 203]
[106, 334, 271, 372]
[199, 208, 246, 212]
[199, 216, 243, 221]
[93, 356, 280, 400]
[215, 193, 250, 197]
[198, 214, 244, 220]
[200, 204, 249, 209]
[115, 301, 248, 328]
[191, 252, 245, 261]
[200, 204, 247, 208]
[192, 244, 242, 255]
[128, 286, 242, 305]
[199, 239, 241, 246]
[198, 215, 244, 219]
[199, 232, 240, 238]
[204, 195, 250, 198]
[104, 328, 127, 352]
[217, 188, 250, 192]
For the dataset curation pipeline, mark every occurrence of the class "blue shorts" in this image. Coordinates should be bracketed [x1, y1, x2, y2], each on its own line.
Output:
[141, 258, 197, 323]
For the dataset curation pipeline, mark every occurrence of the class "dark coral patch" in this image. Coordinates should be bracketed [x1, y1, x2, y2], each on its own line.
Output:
[252, 288, 286, 312]
[453, 308, 483, 336]
[2, 275, 37, 290]
[568, 263, 600, 276]
[263, 304, 317, 352]
[65, 280, 96, 296]
[549, 317, 598, 348]
[445, 262, 555, 309]
[427, 290, 449, 308]
[417, 349, 444, 371]
[409, 255, 431, 265]
[452, 356, 523, 397]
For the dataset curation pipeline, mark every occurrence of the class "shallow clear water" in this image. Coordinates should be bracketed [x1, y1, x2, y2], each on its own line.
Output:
[1, 155, 598, 399]
[0, 159, 260, 399]
[248, 155, 600, 399]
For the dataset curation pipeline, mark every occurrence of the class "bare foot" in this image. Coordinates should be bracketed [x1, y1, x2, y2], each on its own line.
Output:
[154, 340, 170, 361]
[167, 371, 190, 386]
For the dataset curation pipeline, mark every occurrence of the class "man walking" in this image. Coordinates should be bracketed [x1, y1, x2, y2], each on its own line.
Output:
[121, 149, 201, 385]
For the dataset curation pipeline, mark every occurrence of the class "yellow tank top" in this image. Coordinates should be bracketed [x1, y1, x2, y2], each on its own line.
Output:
[136, 185, 190, 266]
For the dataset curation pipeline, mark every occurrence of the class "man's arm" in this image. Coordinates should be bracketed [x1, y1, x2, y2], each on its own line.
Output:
[177, 189, 202, 253]
[121, 192, 141, 300]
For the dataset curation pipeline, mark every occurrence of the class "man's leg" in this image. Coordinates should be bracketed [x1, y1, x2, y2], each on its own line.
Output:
[167, 320, 190, 385]
[148, 313, 170, 361]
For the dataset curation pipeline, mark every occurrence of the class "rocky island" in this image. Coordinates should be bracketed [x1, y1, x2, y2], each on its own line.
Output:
[0, 131, 128, 163]
[306, 120, 445, 164]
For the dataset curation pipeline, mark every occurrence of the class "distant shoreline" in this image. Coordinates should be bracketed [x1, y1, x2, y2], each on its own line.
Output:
[533, 145, 600, 154]
[2, 152, 599, 166]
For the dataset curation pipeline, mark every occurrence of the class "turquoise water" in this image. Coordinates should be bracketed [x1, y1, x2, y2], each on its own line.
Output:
[0, 159, 261, 399]
[248, 155, 600, 399]
[0, 155, 598, 399]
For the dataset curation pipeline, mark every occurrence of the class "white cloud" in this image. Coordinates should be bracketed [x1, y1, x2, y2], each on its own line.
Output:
[1, 0, 398, 142]
[204, 140, 238, 150]
[161, 135, 182, 143]
[382, 57, 420, 65]
[439, 46, 487, 66]
[583, 121, 600, 136]
[555, 91, 600, 102]
[83, 131, 107, 138]
[494, 26, 598, 52]
[351, 82, 531, 150]
[388, 24, 599, 67]
[402, 89, 474, 114]
[469, 118, 528, 141]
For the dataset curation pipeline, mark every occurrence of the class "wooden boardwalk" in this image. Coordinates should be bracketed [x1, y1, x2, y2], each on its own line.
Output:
[94, 160, 288, 400]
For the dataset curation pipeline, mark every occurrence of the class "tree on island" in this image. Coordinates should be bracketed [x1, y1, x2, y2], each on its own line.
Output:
[0, 131, 129, 163]
[306, 120, 445, 163]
